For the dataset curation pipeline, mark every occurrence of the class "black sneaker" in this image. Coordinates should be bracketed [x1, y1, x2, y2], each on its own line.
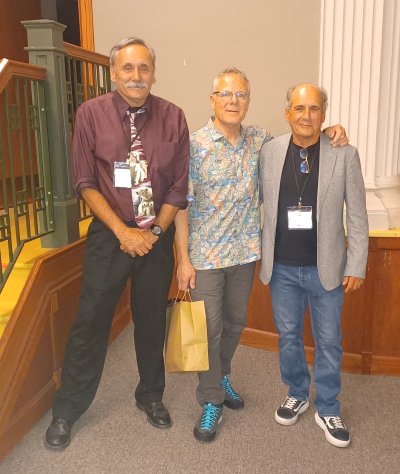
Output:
[314, 412, 350, 448]
[275, 396, 309, 425]
[193, 402, 223, 442]
[220, 375, 244, 409]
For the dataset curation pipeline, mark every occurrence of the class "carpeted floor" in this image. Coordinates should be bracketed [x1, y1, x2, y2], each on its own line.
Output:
[1, 323, 399, 474]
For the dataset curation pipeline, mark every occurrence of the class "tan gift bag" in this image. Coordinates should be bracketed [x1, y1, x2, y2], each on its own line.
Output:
[165, 291, 209, 372]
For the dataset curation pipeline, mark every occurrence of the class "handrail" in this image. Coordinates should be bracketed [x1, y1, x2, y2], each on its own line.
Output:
[0, 59, 47, 93]
[0, 57, 53, 291]
[63, 42, 109, 66]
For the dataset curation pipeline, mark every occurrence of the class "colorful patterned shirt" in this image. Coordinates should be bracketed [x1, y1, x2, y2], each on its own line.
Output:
[188, 117, 272, 269]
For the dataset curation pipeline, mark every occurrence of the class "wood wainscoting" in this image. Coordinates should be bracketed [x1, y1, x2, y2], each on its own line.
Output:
[0, 239, 131, 461]
[241, 236, 400, 376]
[0, 235, 399, 460]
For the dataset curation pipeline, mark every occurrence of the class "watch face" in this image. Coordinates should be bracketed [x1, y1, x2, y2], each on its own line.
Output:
[151, 225, 162, 236]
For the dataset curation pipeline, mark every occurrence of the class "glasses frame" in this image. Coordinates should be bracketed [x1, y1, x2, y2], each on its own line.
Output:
[212, 90, 250, 102]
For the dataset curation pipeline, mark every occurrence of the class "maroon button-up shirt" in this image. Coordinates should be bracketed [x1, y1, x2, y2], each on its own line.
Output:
[72, 91, 189, 221]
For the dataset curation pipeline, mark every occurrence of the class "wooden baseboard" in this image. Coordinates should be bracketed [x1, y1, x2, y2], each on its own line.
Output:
[240, 328, 399, 376]
[240, 327, 279, 352]
[0, 380, 55, 460]
[371, 355, 400, 375]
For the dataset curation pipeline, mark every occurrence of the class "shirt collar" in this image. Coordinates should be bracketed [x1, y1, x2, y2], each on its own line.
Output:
[113, 91, 152, 120]
[291, 136, 321, 152]
[206, 116, 246, 143]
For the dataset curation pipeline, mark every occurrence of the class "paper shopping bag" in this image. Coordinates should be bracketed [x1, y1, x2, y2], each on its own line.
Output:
[165, 294, 185, 341]
[165, 294, 209, 372]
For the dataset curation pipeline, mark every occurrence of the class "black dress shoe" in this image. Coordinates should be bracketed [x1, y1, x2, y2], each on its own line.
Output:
[136, 400, 172, 429]
[44, 417, 73, 450]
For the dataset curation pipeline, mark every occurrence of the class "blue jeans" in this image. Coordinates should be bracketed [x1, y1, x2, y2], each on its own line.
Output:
[269, 263, 344, 416]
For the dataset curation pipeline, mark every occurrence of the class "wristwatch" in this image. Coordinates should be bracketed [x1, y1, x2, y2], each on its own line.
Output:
[150, 224, 163, 238]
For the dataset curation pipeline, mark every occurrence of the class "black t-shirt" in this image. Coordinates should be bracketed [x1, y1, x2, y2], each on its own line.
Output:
[274, 138, 320, 266]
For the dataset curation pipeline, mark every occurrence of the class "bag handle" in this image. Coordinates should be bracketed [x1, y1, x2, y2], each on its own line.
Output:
[173, 289, 192, 304]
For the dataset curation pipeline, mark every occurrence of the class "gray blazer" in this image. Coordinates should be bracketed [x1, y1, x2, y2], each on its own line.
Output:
[259, 133, 369, 291]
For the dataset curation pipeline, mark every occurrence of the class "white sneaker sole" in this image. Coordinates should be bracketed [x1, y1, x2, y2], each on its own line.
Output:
[314, 412, 350, 448]
[275, 400, 309, 426]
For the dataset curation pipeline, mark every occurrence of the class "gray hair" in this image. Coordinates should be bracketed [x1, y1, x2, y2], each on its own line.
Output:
[211, 67, 251, 92]
[285, 84, 328, 114]
[109, 37, 156, 66]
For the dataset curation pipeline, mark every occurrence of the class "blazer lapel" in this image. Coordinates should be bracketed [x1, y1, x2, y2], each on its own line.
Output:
[273, 134, 291, 211]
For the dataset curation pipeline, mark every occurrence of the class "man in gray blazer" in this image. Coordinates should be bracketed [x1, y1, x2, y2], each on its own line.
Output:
[259, 84, 368, 448]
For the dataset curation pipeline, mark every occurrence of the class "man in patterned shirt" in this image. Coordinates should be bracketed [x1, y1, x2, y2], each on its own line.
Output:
[174, 68, 347, 442]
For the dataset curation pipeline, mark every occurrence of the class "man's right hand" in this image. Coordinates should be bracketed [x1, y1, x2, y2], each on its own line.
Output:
[117, 227, 153, 257]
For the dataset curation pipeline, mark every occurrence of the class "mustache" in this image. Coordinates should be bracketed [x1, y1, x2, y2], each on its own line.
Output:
[126, 81, 148, 89]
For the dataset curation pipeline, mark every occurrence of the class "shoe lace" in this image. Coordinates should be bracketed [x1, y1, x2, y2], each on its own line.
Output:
[53, 417, 68, 426]
[200, 403, 221, 430]
[220, 375, 240, 400]
[327, 416, 347, 430]
[282, 396, 300, 409]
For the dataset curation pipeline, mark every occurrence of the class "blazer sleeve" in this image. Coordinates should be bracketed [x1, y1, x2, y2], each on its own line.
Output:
[343, 147, 369, 278]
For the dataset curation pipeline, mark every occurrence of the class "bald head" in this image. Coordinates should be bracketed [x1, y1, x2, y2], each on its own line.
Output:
[286, 84, 328, 114]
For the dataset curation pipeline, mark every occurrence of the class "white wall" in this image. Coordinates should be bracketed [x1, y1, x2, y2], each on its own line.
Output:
[92, 0, 321, 134]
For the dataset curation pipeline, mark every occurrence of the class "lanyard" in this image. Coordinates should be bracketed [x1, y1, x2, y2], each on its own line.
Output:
[291, 141, 318, 208]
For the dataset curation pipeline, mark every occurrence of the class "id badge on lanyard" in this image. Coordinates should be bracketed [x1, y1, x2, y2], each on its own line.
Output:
[287, 205, 313, 230]
[113, 162, 131, 188]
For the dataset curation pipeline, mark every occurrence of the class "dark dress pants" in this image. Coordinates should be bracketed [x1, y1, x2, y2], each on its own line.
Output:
[52, 218, 175, 422]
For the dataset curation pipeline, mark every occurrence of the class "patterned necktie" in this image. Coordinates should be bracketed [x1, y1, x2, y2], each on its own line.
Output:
[128, 108, 155, 228]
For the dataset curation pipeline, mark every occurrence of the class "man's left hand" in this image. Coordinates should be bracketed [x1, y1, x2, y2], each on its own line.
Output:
[343, 276, 364, 293]
[324, 125, 349, 147]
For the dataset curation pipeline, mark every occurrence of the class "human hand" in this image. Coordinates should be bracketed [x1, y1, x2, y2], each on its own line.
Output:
[343, 276, 364, 293]
[143, 230, 159, 246]
[176, 261, 196, 291]
[324, 124, 349, 147]
[117, 227, 153, 257]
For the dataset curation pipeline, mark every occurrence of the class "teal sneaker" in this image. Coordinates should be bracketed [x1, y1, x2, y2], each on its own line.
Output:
[193, 402, 223, 442]
[220, 375, 244, 409]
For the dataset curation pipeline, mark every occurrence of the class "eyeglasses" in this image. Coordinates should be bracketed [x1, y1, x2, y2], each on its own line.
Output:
[299, 148, 309, 174]
[212, 90, 250, 102]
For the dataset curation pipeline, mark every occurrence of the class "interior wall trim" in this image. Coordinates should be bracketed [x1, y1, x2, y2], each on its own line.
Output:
[78, 0, 95, 50]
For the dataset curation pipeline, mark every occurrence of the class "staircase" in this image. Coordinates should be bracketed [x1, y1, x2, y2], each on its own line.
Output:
[0, 20, 116, 460]
[1, 236, 55, 338]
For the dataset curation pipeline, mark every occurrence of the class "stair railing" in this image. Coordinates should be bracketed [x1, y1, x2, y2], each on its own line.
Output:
[0, 58, 53, 290]
[0, 19, 111, 292]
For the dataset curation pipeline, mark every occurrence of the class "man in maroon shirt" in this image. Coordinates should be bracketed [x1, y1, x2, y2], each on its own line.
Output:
[45, 37, 189, 450]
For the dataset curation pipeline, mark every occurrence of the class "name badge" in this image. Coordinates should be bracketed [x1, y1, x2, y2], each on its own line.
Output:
[114, 162, 131, 188]
[287, 206, 313, 230]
